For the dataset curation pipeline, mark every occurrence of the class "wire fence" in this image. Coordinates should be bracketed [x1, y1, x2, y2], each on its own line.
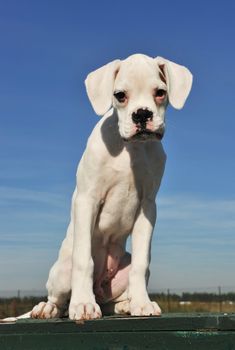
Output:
[1, 285, 234, 298]
[148, 286, 235, 313]
[1, 286, 235, 299]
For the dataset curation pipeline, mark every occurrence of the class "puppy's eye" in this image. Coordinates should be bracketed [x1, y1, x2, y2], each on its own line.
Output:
[155, 89, 166, 98]
[114, 91, 126, 103]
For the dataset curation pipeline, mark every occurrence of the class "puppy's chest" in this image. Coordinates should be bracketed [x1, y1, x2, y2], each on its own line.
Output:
[96, 167, 156, 236]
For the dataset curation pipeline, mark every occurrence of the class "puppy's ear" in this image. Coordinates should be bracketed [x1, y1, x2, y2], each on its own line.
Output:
[155, 57, 193, 109]
[85, 59, 121, 116]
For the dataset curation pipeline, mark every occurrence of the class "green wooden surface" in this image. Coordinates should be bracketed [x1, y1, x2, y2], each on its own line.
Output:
[1, 313, 235, 349]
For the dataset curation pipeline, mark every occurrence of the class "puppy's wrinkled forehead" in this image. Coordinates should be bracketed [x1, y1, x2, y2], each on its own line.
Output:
[114, 54, 162, 92]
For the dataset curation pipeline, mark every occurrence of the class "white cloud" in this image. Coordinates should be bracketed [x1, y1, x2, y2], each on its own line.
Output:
[156, 194, 235, 235]
[0, 186, 68, 208]
[0, 186, 71, 247]
[148, 193, 235, 290]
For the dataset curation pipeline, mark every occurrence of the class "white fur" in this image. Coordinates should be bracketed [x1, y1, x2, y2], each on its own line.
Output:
[2, 54, 192, 322]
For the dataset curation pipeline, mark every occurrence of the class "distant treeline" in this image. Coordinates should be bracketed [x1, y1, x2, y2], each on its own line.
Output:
[1, 293, 235, 318]
[0, 296, 46, 305]
[150, 292, 235, 302]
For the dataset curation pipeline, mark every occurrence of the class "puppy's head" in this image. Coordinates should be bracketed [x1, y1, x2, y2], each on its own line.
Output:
[85, 54, 193, 142]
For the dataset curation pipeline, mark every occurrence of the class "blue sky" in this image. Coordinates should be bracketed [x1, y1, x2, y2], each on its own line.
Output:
[0, 0, 235, 294]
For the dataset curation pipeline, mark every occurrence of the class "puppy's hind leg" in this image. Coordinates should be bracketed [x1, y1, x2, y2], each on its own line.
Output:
[31, 222, 73, 319]
[100, 252, 131, 316]
[101, 253, 161, 317]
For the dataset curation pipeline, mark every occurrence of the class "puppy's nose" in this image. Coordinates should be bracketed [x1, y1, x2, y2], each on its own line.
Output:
[132, 108, 153, 124]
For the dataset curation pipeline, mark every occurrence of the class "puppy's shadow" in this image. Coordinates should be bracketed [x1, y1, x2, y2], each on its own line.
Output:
[100, 110, 124, 157]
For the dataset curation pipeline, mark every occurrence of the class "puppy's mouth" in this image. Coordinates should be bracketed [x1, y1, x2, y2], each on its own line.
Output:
[123, 130, 164, 142]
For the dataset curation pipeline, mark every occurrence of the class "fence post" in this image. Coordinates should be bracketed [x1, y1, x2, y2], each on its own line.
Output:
[218, 286, 222, 312]
[167, 289, 170, 312]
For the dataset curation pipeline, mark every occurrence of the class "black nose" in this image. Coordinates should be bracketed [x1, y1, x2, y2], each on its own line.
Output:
[132, 108, 153, 124]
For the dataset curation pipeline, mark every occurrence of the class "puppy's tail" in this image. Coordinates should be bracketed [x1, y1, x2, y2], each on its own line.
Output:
[0, 311, 31, 324]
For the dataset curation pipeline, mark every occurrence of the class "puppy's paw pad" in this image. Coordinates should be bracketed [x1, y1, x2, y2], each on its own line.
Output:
[69, 302, 102, 320]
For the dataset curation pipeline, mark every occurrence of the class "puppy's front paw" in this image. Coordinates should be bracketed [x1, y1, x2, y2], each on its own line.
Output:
[130, 300, 161, 316]
[31, 301, 61, 319]
[69, 302, 102, 320]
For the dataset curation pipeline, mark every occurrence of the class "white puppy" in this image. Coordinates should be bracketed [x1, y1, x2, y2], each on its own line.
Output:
[29, 54, 192, 321]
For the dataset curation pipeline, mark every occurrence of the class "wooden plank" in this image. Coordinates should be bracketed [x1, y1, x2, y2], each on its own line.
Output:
[1, 331, 235, 350]
[1, 313, 235, 333]
[1, 313, 235, 350]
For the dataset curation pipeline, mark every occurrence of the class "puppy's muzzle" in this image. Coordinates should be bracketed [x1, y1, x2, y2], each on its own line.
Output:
[131, 108, 164, 141]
